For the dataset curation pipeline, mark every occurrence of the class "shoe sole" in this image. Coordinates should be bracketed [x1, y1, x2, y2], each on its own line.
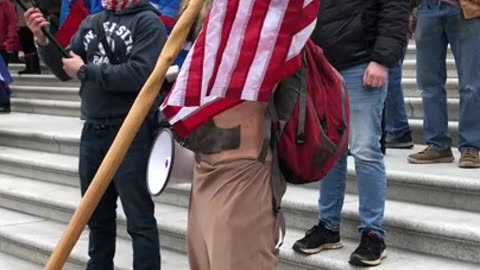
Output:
[385, 142, 414, 149]
[407, 156, 454, 164]
[349, 250, 387, 267]
[292, 242, 343, 255]
[458, 161, 480, 169]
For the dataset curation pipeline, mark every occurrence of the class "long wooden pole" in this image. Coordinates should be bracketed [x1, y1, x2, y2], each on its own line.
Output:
[44, 1, 205, 269]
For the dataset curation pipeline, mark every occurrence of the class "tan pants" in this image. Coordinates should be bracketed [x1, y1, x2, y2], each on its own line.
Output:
[187, 158, 279, 270]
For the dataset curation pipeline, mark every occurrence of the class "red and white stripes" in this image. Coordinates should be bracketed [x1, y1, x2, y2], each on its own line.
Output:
[102, 0, 139, 12]
[161, 0, 320, 139]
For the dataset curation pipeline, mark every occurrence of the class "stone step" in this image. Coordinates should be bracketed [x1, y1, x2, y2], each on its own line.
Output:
[8, 64, 456, 85]
[11, 95, 457, 122]
[158, 185, 480, 264]
[8, 63, 49, 74]
[0, 208, 189, 270]
[10, 85, 80, 101]
[0, 112, 461, 158]
[0, 177, 478, 269]
[349, 145, 480, 213]
[0, 113, 474, 212]
[9, 77, 458, 103]
[401, 59, 457, 78]
[410, 119, 459, 146]
[0, 113, 81, 155]
[405, 43, 454, 60]
[11, 98, 81, 117]
[0, 147, 78, 188]
[11, 74, 80, 88]
[402, 78, 459, 98]
[8, 88, 461, 121]
[404, 97, 458, 121]
[0, 252, 43, 270]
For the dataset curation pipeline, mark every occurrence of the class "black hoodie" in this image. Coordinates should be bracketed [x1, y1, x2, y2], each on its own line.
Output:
[38, 0, 167, 124]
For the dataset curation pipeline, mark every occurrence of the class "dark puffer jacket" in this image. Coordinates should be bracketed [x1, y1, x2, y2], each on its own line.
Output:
[311, 0, 409, 71]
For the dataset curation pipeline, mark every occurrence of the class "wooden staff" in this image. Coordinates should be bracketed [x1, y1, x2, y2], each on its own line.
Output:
[44, 0, 205, 269]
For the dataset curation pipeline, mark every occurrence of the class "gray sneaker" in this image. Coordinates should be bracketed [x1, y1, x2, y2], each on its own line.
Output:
[408, 145, 454, 164]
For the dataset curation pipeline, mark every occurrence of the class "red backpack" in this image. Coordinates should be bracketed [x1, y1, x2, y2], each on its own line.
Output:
[268, 40, 350, 250]
[271, 39, 350, 185]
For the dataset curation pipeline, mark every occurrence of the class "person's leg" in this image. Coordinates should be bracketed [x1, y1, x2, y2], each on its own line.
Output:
[79, 124, 118, 270]
[384, 57, 413, 149]
[416, 1, 450, 150]
[408, 0, 455, 163]
[341, 64, 387, 238]
[0, 84, 11, 113]
[18, 27, 40, 75]
[113, 120, 161, 270]
[0, 50, 8, 66]
[293, 64, 387, 261]
[193, 159, 278, 270]
[0, 55, 11, 113]
[444, 4, 480, 168]
[342, 64, 387, 267]
[187, 190, 211, 270]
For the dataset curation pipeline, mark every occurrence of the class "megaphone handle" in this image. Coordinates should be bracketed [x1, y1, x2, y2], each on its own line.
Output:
[14, 0, 70, 58]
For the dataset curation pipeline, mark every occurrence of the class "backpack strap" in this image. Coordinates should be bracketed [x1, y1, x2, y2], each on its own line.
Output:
[297, 54, 307, 144]
[93, 12, 121, 65]
[258, 102, 286, 255]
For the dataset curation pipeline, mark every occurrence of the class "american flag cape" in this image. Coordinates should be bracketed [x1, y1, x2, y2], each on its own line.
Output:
[161, 0, 320, 139]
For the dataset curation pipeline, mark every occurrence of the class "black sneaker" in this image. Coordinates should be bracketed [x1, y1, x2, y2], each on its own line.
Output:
[0, 104, 10, 114]
[385, 131, 414, 149]
[292, 222, 342, 255]
[349, 232, 387, 267]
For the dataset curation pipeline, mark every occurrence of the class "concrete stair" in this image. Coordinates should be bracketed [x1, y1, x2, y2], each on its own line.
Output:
[1, 114, 479, 269]
[0, 251, 43, 270]
[0, 165, 478, 269]
[1, 41, 478, 269]
[0, 207, 189, 270]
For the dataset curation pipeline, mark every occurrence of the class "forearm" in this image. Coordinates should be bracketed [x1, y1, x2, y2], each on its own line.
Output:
[84, 60, 151, 93]
[37, 42, 71, 81]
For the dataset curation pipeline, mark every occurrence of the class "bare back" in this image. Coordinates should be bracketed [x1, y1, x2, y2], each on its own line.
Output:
[197, 101, 269, 164]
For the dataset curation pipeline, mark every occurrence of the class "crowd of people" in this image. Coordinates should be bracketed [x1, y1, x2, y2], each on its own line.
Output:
[1, 0, 479, 269]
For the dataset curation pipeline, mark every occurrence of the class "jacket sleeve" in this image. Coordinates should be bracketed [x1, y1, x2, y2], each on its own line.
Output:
[5, 2, 19, 52]
[84, 14, 167, 93]
[37, 16, 89, 81]
[371, 0, 410, 68]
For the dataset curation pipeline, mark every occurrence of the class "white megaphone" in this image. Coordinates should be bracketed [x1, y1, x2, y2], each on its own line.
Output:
[146, 128, 195, 196]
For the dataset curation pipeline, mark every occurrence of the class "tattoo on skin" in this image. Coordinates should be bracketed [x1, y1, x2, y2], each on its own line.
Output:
[185, 120, 241, 154]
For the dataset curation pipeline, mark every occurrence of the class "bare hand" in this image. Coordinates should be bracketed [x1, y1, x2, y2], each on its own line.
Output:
[62, 51, 85, 79]
[24, 8, 49, 46]
[408, 15, 416, 39]
[363, 61, 388, 88]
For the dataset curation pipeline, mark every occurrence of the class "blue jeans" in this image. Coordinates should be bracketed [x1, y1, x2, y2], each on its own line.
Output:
[0, 52, 10, 107]
[0, 84, 10, 106]
[385, 53, 410, 139]
[416, 0, 480, 151]
[319, 63, 387, 238]
[79, 119, 160, 270]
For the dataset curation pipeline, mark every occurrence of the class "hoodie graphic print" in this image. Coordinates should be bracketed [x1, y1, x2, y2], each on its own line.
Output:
[83, 20, 134, 64]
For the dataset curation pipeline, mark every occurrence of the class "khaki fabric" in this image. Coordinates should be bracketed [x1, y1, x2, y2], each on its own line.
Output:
[460, 0, 480, 19]
[187, 158, 281, 270]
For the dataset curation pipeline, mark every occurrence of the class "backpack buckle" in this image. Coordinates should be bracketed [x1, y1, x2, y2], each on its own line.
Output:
[296, 133, 305, 144]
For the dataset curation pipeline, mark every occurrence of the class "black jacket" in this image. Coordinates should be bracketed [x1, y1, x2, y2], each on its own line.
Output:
[39, 0, 167, 124]
[311, 0, 409, 71]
